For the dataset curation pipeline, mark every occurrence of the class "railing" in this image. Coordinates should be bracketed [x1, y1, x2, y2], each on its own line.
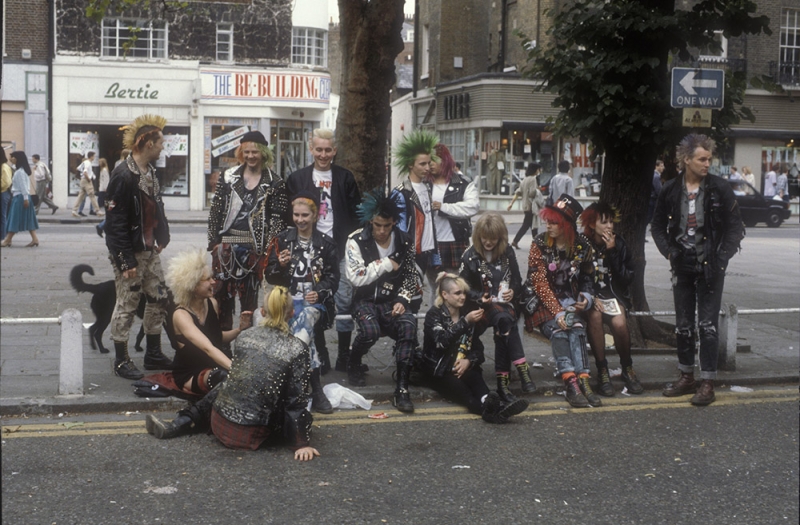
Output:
[2, 306, 797, 397]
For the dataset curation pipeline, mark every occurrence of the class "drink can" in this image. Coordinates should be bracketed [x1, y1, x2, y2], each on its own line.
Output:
[496, 281, 509, 303]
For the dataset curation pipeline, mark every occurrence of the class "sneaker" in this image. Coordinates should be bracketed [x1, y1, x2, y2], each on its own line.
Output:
[71, 210, 80, 218]
[114, 358, 144, 380]
[621, 366, 644, 394]
[597, 367, 614, 397]
[578, 376, 603, 407]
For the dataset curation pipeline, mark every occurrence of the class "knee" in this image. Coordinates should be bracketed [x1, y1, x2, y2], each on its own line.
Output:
[495, 315, 515, 335]
[698, 321, 717, 337]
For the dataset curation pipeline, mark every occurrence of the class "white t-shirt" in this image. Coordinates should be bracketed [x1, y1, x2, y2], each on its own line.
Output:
[411, 181, 435, 252]
[431, 183, 454, 242]
[376, 232, 396, 260]
[764, 170, 777, 197]
[312, 168, 334, 237]
[81, 159, 95, 180]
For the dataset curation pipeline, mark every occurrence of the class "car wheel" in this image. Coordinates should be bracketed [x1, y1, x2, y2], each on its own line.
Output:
[766, 210, 783, 228]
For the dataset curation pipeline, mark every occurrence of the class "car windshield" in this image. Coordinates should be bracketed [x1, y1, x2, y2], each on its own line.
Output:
[730, 180, 757, 197]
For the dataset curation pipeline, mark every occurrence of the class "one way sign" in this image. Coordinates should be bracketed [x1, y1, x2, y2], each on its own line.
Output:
[671, 68, 725, 109]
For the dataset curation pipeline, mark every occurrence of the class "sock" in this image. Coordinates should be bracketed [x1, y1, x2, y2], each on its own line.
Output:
[579, 372, 590, 379]
[512, 357, 527, 367]
[561, 372, 576, 381]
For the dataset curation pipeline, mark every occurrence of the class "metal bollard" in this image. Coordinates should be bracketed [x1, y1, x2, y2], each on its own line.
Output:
[717, 303, 738, 371]
[59, 309, 84, 395]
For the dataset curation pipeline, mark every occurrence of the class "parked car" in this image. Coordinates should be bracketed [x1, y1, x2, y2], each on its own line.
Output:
[729, 180, 792, 227]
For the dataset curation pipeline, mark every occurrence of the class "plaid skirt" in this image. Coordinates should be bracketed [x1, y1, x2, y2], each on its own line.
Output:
[437, 240, 471, 271]
[210, 408, 271, 451]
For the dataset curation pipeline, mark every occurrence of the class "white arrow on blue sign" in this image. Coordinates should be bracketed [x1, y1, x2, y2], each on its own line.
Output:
[671, 67, 725, 109]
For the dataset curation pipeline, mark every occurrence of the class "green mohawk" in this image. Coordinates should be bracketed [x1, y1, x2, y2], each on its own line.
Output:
[393, 128, 440, 175]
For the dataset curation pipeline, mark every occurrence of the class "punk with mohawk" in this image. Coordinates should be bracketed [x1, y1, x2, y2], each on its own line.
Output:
[393, 129, 440, 175]
[356, 189, 402, 225]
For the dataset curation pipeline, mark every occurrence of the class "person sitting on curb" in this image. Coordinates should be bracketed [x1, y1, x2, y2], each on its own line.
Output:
[345, 190, 420, 413]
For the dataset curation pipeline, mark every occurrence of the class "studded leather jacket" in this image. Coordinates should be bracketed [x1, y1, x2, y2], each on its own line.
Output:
[421, 303, 484, 377]
[458, 245, 523, 308]
[213, 325, 312, 449]
[104, 156, 170, 272]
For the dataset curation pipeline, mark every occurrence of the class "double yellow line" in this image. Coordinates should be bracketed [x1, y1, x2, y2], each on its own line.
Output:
[2, 388, 796, 439]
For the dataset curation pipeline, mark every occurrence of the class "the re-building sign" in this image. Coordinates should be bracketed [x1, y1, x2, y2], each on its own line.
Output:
[671, 68, 725, 109]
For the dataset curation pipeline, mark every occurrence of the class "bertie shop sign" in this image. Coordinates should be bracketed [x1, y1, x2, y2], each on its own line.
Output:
[104, 82, 159, 100]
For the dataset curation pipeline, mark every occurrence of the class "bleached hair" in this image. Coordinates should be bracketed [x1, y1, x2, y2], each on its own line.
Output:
[166, 249, 210, 307]
[310, 128, 335, 148]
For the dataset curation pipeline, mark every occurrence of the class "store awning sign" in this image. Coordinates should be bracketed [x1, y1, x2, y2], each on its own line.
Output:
[212, 139, 242, 158]
[201, 69, 331, 104]
[211, 126, 249, 148]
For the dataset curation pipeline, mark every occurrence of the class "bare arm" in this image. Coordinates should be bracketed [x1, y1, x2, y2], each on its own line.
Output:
[172, 309, 233, 370]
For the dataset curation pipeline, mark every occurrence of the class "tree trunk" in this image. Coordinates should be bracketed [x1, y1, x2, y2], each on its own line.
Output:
[336, 0, 406, 192]
[599, 147, 671, 347]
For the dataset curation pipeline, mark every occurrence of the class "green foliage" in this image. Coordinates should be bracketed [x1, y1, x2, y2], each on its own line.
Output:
[520, 0, 771, 157]
[85, 0, 189, 23]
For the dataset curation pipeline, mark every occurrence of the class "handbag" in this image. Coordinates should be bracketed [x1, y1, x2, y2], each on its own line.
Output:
[517, 283, 540, 315]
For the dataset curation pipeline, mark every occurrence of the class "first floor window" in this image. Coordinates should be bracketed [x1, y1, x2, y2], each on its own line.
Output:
[101, 18, 167, 59]
[780, 8, 800, 86]
[216, 23, 233, 62]
[292, 27, 327, 67]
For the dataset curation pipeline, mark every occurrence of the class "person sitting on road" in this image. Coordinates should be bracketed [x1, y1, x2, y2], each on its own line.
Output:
[458, 212, 532, 413]
[345, 190, 420, 413]
[265, 190, 339, 414]
[147, 285, 320, 461]
[579, 202, 643, 397]
[166, 250, 252, 396]
[523, 194, 600, 408]
[421, 272, 526, 423]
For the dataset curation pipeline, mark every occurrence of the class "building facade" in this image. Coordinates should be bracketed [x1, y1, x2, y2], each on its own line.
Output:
[42, 0, 332, 211]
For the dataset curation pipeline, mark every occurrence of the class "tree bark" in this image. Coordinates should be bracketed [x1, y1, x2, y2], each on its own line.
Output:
[336, 0, 406, 193]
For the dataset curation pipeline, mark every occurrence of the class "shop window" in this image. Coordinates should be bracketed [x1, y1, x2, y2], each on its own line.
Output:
[779, 9, 800, 87]
[292, 28, 327, 67]
[216, 23, 234, 63]
[101, 19, 168, 60]
[67, 124, 188, 198]
[271, 120, 314, 180]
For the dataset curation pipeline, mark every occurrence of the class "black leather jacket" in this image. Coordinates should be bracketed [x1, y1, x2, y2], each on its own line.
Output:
[213, 326, 312, 449]
[286, 164, 361, 258]
[421, 303, 484, 377]
[458, 245, 522, 309]
[588, 234, 634, 310]
[265, 227, 340, 328]
[346, 225, 419, 309]
[652, 173, 744, 280]
[104, 157, 170, 272]
[426, 174, 478, 243]
[207, 164, 290, 255]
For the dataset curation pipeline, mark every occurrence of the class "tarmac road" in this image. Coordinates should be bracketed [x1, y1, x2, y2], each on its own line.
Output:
[2, 387, 798, 524]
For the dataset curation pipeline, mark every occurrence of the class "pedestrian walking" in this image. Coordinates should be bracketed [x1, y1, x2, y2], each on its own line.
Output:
[0, 149, 14, 240]
[1, 151, 40, 248]
[508, 162, 545, 249]
[548, 160, 574, 204]
[72, 151, 103, 218]
[652, 133, 744, 406]
[31, 154, 58, 214]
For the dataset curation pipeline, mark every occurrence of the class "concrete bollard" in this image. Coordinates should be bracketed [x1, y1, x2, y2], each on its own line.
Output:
[59, 308, 84, 395]
[717, 303, 738, 371]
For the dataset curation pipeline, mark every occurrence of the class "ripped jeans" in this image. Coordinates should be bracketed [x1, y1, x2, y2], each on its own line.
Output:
[540, 319, 590, 376]
[290, 301, 323, 369]
[671, 263, 725, 380]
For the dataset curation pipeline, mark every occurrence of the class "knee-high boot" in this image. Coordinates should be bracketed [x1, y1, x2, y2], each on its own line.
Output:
[315, 326, 331, 375]
[335, 331, 351, 372]
[144, 334, 174, 370]
[114, 341, 143, 380]
[310, 368, 333, 414]
[496, 373, 528, 417]
[393, 362, 414, 413]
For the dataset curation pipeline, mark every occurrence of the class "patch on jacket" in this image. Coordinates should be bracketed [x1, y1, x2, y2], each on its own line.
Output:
[107, 200, 116, 210]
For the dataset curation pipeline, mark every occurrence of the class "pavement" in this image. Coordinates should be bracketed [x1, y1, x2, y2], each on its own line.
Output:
[1, 210, 797, 417]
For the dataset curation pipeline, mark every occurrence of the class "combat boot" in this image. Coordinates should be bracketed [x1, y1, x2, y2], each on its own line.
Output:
[310, 368, 333, 414]
[481, 391, 508, 424]
[146, 414, 194, 439]
[114, 341, 144, 380]
[143, 334, 174, 371]
[563, 375, 590, 408]
[663, 371, 697, 397]
[578, 375, 603, 407]
[392, 362, 414, 413]
[596, 366, 614, 397]
[515, 361, 537, 393]
[496, 374, 528, 417]
[621, 365, 644, 395]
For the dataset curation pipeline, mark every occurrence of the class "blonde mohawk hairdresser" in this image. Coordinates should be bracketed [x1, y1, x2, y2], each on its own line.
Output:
[393, 128, 440, 175]
[122, 114, 167, 150]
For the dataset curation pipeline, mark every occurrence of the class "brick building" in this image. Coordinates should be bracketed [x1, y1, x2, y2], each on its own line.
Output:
[1, 0, 51, 162]
[391, 0, 800, 201]
[8, 0, 332, 212]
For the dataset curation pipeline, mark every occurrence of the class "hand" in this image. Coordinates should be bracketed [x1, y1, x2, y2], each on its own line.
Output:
[304, 291, 318, 305]
[154, 245, 163, 254]
[122, 268, 137, 279]
[481, 293, 493, 304]
[23, 199, 29, 208]
[391, 302, 406, 316]
[506, 204, 513, 211]
[389, 258, 400, 272]
[573, 296, 589, 312]
[602, 231, 616, 249]
[279, 249, 291, 267]
[432, 201, 442, 211]
[452, 358, 470, 378]
[593, 300, 604, 313]
[502, 288, 515, 302]
[294, 446, 320, 461]
[239, 310, 253, 330]
[465, 309, 484, 324]
[557, 315, 568, 330]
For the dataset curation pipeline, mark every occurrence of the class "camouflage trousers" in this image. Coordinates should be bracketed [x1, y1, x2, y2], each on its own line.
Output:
[110, 250, 168, 343]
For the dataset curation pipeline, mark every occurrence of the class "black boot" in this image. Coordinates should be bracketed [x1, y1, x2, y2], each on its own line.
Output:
[145, 414, 194, 439]
[335, 331, 351, 372]
[496, 374, 528, 417]
[144, 334, 174, 371]
[578, 375, 603, 407]
[564, 375, 590, 408]
[114, 341, 143, 380]
[315, 327, 331, 375]
[347, 349, 367, 387]
[481, 391, 508, 424]
[310, 368, 333, 414]
[134, 325, 145, 352]
[596, 366, 615, 397]
[515, 361, 537, 393]
[392, 362, 414, 413]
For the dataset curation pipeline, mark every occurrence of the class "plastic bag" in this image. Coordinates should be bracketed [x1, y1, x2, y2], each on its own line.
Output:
[323, 383, 372, 410]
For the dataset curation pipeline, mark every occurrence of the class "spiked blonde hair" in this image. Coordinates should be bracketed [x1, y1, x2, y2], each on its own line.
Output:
[122, 114, 167, 151]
